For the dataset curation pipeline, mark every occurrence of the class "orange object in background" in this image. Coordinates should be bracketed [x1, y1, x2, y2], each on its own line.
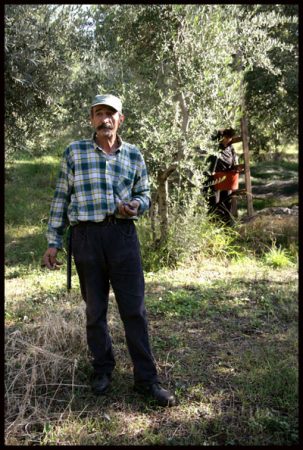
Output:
[213, 171, 239, 191]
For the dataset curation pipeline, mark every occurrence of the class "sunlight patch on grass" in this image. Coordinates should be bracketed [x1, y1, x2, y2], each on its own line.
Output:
[6, 224, 43, 241]
[9, 155, 60, 165]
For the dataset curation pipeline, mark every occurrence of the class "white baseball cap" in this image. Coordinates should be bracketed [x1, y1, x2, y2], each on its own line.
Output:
[91, 94, 122, 113]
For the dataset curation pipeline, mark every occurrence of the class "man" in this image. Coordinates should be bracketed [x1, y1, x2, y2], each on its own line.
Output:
[204, 128, 242, 223]
[42, 94, 176, 407]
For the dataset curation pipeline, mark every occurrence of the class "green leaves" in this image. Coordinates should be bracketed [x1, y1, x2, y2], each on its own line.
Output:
[5, 5, 95, 158]
[5, 4, 297, 166]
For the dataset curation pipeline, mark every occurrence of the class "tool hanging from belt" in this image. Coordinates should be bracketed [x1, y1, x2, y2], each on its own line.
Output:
[67, 225, 72, 291]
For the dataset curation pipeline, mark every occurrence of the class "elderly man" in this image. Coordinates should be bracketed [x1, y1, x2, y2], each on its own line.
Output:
[42, 94, 176, 407]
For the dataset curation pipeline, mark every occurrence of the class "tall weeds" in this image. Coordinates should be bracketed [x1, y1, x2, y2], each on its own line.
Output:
[5, 305, 89, 444]
[137, 208, 242, 272]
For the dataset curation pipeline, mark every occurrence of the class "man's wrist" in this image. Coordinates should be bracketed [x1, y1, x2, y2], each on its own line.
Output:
[132, 199, 141, 210]
[48, 243, 61, 250]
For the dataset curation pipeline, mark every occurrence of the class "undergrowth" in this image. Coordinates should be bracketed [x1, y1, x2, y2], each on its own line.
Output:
[5, 148, 298, 445]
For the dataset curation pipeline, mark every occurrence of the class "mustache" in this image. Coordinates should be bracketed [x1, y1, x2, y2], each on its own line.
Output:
[97, 124, 113, 130]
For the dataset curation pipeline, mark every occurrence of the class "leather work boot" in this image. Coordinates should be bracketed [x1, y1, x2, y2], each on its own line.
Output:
[91, 373, 111, 395]
[134, 382, 177, 407]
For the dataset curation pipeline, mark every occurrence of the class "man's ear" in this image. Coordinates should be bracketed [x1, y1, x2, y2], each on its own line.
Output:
[90, 109, 94, 125]
[119, 114, 125, 126]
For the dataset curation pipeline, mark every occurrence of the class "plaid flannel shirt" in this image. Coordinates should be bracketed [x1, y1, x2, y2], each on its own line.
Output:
[46, 135, 151, 249]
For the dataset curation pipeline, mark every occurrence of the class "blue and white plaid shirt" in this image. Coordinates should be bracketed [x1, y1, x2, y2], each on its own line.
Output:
[46, 134, 151, 249]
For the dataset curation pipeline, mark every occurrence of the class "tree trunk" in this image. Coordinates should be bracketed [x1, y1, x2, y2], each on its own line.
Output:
[149, 191, 158, 244]
[156, 164, 177, 244]
[153, 67, 190, 245]
[157, 174, 169, 244]
[241, 116, 254, 217]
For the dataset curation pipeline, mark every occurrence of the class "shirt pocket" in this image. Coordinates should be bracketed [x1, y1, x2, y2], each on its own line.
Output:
[115, 175, 134, 199]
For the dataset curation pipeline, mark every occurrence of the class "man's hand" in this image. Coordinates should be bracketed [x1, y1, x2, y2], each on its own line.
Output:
[41, 248, 63, 270]
[118, 200, 140, 217]
[234, 164, 245, 173]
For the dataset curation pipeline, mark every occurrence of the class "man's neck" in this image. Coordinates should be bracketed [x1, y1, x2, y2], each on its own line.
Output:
[95, 134, 119, 154]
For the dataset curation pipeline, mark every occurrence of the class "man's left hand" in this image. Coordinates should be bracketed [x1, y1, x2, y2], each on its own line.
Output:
[118, 200, 140, 217]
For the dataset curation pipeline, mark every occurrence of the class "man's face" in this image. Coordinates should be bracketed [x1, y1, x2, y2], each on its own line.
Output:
[222, 135, 233, 147]
[91, 105, 124, 139]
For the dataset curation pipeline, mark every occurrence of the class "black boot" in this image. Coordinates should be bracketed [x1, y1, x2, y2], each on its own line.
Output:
[134, 382, 177, 407]
[91, 373, 111, 395]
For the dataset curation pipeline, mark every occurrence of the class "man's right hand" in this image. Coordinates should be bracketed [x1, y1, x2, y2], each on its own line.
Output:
[41, 248, 63, 270]
[118, 200, 140, 217]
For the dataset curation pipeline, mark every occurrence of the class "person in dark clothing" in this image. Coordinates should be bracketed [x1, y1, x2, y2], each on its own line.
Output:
[204, 128, 242, 223]
[42, 94, 176, 407]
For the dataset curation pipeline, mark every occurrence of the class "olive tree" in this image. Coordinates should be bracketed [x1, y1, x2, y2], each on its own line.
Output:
[92, 5, 244, 243]
[5, 4, 94, 158]
[243, 4, 298, 158]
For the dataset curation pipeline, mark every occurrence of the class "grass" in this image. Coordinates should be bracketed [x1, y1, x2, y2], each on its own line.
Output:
[235, 144, 298, 213]
[5, 259, 298, 445]
[5, 147, 298, 445]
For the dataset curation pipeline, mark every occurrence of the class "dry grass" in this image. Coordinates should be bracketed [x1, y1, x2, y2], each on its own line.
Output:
[237, 213, 298, 254]
[5, 258, 298, 445]
[5, 300, 89, 444]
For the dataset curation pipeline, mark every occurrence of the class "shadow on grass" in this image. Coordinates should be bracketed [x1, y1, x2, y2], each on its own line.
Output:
[236, 157, 298, 213]
[5, 270, 298, 445]
[250, 160, 298, 180]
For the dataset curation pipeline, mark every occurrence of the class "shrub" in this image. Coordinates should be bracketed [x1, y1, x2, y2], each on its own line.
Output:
[263, 244, 294, 268]
[137, 209, 242, 272]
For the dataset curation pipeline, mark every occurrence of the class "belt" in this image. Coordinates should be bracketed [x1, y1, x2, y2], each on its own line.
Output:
[75, 216, 133, 226]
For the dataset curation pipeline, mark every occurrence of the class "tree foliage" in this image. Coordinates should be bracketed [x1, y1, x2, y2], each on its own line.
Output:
[243, 4, 298, 157]
[5, 4, 93, 156]
[5, 4, 298, 157]
[5, 4, 298, 242]
[88, 4, 298, 240]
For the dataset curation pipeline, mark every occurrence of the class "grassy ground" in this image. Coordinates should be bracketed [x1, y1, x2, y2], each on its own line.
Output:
[234, 143, 298, 214]
[5, 149, 298, 445]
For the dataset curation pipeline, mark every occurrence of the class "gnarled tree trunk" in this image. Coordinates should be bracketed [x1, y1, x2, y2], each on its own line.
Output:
[157, 165, 176, 245]
[152, 90, 190, 246]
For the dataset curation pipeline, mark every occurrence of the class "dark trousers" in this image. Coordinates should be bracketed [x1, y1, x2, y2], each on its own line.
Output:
[208, 189, 232, 223]
[72, 219, 159, 385]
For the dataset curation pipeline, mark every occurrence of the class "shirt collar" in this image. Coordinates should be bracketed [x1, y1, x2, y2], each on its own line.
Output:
[92, 132, 123, 154]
